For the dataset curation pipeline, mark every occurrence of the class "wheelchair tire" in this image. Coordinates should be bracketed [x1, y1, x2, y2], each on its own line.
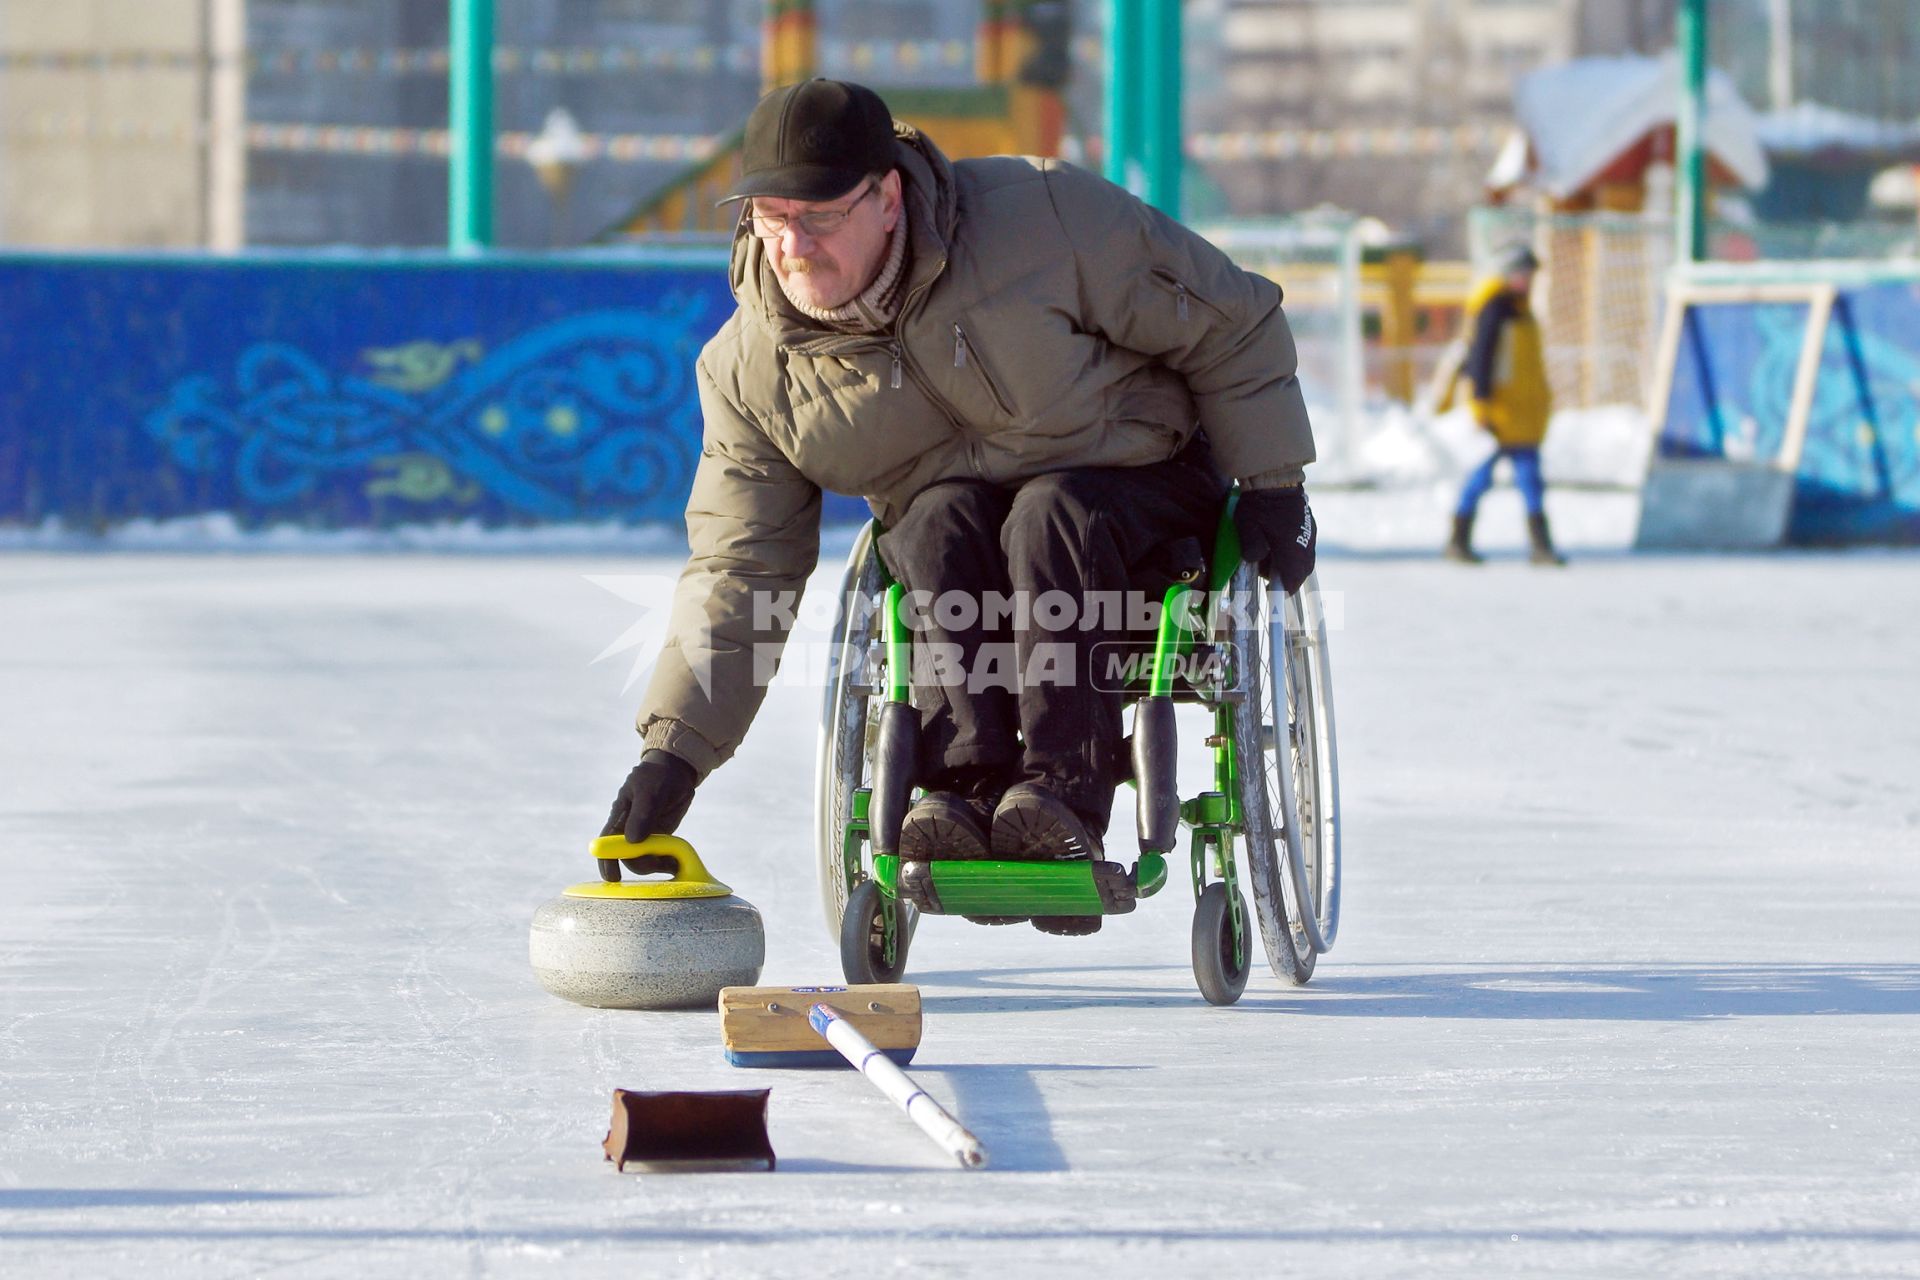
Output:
[1282, 572, 1343, 951]
[1228, 564, 1341, 986]
[1191, 881, 1250, 1006]
[840, 879, 912, 985]
[815, 523, 886, 939]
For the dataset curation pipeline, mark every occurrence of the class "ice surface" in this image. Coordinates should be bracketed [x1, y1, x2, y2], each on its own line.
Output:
[4, 544, 1919, 1278]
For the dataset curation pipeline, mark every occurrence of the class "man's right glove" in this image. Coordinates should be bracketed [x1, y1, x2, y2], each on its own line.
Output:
[600, 749, 698, 874]
[1234, 484, 1317, 596]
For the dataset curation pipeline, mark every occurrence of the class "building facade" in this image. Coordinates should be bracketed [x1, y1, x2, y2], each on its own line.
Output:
[1193, 0, 1686, 241]
[0, 0, 242, 248]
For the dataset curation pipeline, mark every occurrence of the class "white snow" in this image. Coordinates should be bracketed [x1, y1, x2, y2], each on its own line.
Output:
[1316, 403, 1655, 492]
[4, 545, 1919, 1277]
[1756, 102, 1920, 159]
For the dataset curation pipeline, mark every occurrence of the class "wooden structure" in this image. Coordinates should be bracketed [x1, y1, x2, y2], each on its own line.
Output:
[1484, 55, 1768, 408]
[603, 0, 1067, 241]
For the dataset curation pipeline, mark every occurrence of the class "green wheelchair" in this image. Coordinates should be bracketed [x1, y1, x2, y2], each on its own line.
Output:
[814, 490, 1341, 1005]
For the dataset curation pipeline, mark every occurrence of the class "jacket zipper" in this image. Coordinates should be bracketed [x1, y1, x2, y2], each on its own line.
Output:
[900, 331, 981, 478]
[1152, 269, 1226, 323]
[951, 323, 1014, 418]
[780, 258, 986, 479]
[890, 263, 984, 479]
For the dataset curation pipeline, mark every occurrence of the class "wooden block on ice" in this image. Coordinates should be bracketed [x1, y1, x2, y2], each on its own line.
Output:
[719, 984, 922, 1066]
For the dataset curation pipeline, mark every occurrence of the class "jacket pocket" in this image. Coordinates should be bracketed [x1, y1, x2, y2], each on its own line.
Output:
[951, 322, 1015, 419]
[1148, 268, 1228, 324]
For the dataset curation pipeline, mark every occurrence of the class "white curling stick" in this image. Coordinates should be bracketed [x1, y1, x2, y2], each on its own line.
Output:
[807, 1002, 988, 1169]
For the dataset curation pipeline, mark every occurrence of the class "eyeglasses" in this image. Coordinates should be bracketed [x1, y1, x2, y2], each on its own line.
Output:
[743, 180, 877, 240]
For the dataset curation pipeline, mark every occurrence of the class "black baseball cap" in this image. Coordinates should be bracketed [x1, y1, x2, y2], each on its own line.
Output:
[718, 79, 897, 205]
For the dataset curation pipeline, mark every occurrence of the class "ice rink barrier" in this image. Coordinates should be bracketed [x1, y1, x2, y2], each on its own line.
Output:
[1655, 268, 1920, 545]
[0, 248, 871, 532]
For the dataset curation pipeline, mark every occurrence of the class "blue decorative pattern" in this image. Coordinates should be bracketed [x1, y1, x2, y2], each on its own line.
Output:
[1662, 279, 1920, 543]
[143, 307, 703, 519]
[0, 256, 793, 529]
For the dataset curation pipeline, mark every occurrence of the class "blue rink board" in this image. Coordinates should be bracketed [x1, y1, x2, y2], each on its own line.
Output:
[0, 251, 869, 532]
[1662, 278, 1920, 543]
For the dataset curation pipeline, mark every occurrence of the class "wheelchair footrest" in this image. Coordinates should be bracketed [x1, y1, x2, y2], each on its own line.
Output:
[881, 853, 1142, 918]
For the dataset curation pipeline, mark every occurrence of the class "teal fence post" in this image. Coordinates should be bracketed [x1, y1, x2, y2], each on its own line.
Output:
[1140, 0, 1182, 217]
[1675, 0, 1707, 265]
[1103, 0, 1144, 196]
[450, 0, 495, 253]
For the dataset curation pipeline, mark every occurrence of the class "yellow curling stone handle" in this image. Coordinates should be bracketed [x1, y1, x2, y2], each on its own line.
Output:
[567, 834, 733, 900]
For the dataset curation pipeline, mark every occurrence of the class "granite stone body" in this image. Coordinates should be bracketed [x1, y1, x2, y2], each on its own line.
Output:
[528, 892, 765, 1010]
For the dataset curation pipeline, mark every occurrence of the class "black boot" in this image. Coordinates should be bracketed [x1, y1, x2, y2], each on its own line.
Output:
[899, 790, 996, 860]
[989, 783, 1109, 935]
[1444, 513, 1482, 564]
[1527, 512, 1567, 566]
[1032, 914, 1102, 937]
[990, 781, 1105, 861]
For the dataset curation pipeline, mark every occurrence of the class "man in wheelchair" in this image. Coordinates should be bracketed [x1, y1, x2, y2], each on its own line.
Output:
[604, 79, 1318, 897]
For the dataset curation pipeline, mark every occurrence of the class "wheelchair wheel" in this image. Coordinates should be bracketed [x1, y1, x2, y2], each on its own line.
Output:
[840, 880, 912, 985]
[1283, 571, 1342, 951]
[1191, 881, 1251, 1006]
[814, 522, 886, 939]
[1227, 565, 1342, 985]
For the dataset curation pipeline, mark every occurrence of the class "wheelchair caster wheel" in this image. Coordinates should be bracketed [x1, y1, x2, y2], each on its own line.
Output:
[840, 880, 912, 985]
[1191, 882, 1250, 1006]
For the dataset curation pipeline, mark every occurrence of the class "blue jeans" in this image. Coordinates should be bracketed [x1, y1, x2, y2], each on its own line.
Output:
[1457, 445, 1546, 518]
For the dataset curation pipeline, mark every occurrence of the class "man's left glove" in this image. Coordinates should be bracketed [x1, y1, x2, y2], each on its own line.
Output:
[1235, 485, 1317, 595]
[601, 749, 698, 874]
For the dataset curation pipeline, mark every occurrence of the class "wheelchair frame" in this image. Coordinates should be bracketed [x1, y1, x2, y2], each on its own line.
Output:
[814, 491, 1341, 1004]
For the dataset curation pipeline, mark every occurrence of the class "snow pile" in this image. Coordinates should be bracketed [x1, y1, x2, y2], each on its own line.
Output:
[1322, 403, 1653, 490]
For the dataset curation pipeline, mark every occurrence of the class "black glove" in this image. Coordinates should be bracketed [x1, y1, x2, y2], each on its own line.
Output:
[1235, 485, 1317, 595]
[600, 750, 698, 875]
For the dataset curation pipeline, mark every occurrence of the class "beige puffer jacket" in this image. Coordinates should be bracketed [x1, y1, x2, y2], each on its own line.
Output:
[637, 124, 1316, 777]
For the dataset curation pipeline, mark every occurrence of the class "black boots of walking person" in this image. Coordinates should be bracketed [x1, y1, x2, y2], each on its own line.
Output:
[1443, 510, 1567, 566]
[1527, 512, 1568, 566]
[1444, 513, 1482, 564]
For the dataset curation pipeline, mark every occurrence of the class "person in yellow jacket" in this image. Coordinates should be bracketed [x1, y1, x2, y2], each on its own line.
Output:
[1446, 245, 1564, 565]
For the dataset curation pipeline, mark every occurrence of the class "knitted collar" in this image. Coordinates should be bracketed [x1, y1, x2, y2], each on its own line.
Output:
[776, 218, 910, 334]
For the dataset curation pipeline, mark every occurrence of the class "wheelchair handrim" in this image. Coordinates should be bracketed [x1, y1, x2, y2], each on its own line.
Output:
[814, 522, 881, 939]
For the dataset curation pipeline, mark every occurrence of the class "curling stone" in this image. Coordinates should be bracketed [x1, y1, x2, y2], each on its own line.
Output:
[530, 834, 764, 1010]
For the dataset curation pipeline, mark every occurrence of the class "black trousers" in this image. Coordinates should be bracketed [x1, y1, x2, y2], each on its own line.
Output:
[874, 437, 1227, 835]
